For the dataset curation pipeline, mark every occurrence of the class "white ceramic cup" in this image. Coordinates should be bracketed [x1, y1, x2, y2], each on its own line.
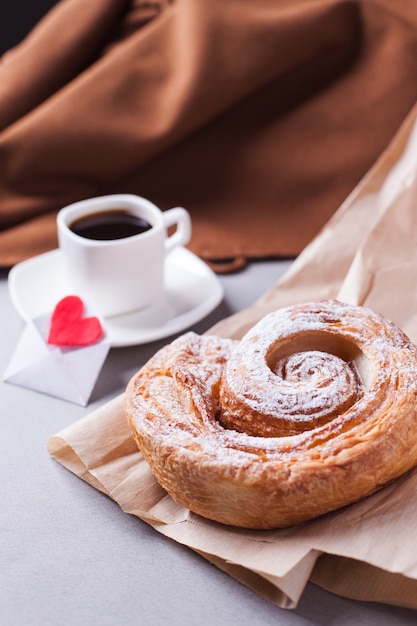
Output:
[57, 194, 192, 317]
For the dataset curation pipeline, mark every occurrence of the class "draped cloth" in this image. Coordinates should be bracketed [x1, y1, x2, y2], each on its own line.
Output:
[1, 0, 417, 271]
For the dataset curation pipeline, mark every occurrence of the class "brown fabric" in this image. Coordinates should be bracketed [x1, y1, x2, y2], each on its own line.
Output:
[1, 0, 417, 271]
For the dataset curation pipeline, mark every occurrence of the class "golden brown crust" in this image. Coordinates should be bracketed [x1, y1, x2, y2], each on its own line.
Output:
[125, 300, 417, 529]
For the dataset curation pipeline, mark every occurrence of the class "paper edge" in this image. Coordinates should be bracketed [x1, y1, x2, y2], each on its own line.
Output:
[47, 435, 110, 496]
[311, 553, 417, 610]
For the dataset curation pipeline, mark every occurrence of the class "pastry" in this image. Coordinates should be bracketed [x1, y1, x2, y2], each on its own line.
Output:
[125, 300, 417, 529]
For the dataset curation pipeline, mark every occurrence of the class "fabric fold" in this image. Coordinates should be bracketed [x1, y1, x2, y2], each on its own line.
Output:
[3, 0, 417, 267]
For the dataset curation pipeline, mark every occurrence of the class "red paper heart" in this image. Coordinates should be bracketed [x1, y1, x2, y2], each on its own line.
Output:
[47, 296, 103, 346]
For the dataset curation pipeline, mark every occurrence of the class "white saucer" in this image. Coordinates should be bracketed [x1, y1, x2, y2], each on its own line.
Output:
[8, 247, 223, 348]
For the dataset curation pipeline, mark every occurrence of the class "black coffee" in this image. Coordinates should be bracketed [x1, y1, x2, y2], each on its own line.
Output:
[70, 210, 152, 240]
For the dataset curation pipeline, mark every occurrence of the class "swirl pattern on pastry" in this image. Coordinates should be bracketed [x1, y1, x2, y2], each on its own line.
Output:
[125, 300, 417, 529]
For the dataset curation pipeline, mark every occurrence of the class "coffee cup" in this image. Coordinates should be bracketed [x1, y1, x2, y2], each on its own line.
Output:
[57, 194, 192, 317]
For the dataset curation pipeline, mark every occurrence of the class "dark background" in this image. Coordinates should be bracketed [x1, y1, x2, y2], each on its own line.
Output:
[0, 2, 58, 55]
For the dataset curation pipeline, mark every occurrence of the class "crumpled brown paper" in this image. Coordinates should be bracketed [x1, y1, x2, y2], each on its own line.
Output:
[48, 102, 417, 609]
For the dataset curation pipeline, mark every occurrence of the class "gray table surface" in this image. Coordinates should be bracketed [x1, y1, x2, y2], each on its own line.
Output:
[1, 259, 416, 626]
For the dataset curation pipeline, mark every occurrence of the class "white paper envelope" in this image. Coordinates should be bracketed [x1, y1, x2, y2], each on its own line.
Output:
[3, 310, 110, 406]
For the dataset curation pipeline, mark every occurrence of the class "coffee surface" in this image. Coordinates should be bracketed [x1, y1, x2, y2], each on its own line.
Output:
[70, 210, 152, 240]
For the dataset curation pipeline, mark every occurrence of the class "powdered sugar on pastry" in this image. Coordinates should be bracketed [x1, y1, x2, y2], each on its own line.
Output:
[125, 300, 417, 529]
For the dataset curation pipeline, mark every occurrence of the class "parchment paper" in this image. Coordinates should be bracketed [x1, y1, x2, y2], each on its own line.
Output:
[48, 102, 417, 609]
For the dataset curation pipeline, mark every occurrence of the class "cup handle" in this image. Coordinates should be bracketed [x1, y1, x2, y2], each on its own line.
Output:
[163, 207, 192, 254]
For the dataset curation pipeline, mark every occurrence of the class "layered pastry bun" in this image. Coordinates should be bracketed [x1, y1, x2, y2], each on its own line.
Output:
[125, 300, 417, 529]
